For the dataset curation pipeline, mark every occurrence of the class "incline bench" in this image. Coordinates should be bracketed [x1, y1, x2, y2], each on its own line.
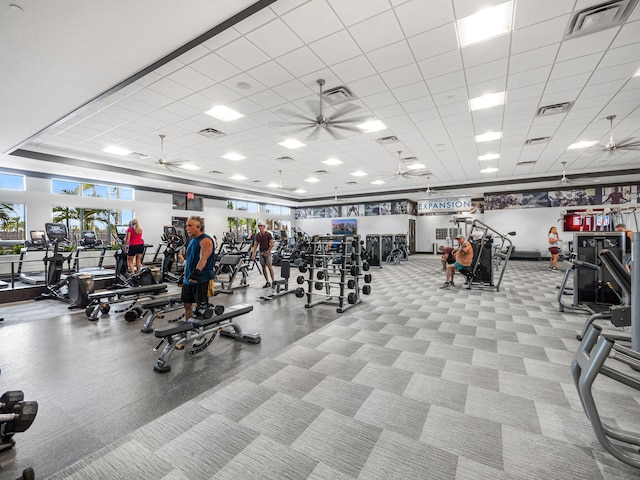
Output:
[85, 284, 168, 321]
[152, 303, 260, 373]
[214, 254, 249, 294]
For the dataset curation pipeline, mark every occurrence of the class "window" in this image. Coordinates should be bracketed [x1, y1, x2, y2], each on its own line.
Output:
[226, 200, 258, 212]
[0, 203, 25, 246]
[173, 193, 203, 211]
[51, 206, 133, 244]
[52, 179, 134, 200]
[0, 173, 25, 191]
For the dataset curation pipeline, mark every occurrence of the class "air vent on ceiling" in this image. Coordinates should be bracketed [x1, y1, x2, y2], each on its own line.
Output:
[208, 170, 224, 175]
[345, 181, 357, 185]
[516, 161, 537, 166]
[198, 127, 226, 138]
[536, 102, 573, 116]
[275, 156, 295, 162]
[525, 137, 550, 145]
[401, 156, 418, 162]
[323, 85, 355, 104]
[377, 135, 399, 144]
[314, 170, 329, 174]
[128, 152, 149, 159]
[565, 0, 638, 39]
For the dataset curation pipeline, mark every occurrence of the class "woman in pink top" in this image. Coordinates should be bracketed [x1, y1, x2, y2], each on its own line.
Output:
[124, 218, 144, 274]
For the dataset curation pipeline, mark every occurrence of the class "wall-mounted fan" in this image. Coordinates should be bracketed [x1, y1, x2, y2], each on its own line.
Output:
[270, 79, 366, 141]
[154, 134, 185, 170]
[604, 115, 640, 152]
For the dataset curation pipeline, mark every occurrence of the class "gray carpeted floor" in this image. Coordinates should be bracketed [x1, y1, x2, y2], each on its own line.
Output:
[4, 255, 640, 479]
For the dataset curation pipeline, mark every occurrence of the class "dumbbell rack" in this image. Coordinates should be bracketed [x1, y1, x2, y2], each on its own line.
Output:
[295, 234, 371, 313]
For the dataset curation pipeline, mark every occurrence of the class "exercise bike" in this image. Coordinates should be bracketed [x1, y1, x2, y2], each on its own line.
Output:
[34, 223, 94, 308]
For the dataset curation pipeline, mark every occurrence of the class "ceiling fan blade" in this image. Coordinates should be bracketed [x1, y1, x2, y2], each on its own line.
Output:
[307, 125, 322, 142]
[329, 123, 362, 133]
[327, 103, 361, 122]
[614, 139, 640, 149]
[269, 119, 315, 129]
[274, 107, 311, 122]
[325, 126, 346, 141]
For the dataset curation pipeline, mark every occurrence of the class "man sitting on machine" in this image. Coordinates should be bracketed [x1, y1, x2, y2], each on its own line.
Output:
[441, 235, 473, 289]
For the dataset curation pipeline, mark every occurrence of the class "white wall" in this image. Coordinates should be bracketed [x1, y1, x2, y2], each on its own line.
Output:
[415, 212, 483, 253]
[484, 207, 563, 254]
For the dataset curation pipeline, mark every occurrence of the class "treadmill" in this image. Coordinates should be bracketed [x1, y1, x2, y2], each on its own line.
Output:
[18, 230, 48, 285]
[72, 230, 114, 278]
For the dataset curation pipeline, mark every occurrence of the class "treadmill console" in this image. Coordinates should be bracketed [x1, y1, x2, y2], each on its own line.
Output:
[45, 223, 69, 243]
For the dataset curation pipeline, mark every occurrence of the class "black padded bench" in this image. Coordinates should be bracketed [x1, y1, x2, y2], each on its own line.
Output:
[215, 254, 249, 293]
[152, 303, 259, 373]
[139, 297, 183, 333]
[85, 284, 168, 321]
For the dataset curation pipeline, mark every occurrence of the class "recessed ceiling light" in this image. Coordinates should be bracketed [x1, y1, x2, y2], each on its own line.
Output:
[456, 1, 514, 48]
[469, 92, 506, 111]
[178, 163, 201, 171]
[351, 171, 367, 177]
[475, 131, 503, 142]
[230, 174, 247, 181]
[478, 153, 500, 161]
[295, 188, 306, 193]
[322, 158, 343, 166]
[279, 139, 306, 149]
[480, 167, 499, 173]
[371, 180, 386, 185]
[567, 140, 598, 149]
[222, 153, 246, 161]
[357, 119, 387, 133]
[266, 182, 279, 188]
[634, 66, 640, 77]
[103, 146, 132, 156]
[304, 177, 320, 183]
[407, 163, 425, 170]
[204, 105, 244, 122]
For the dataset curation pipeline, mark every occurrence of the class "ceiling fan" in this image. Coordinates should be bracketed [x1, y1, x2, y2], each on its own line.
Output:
[270, 79, 366, 141]
[424, 175, 447, 197]
[392, 150, 430, 179]
[556, 161, 591, 187]
[269, 170, 297, 192]
[604, 115, 640, 152]
[154, 134, 185, 170]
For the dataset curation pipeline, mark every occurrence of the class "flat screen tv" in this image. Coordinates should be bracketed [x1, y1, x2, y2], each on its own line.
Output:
[332, 218, 357, 235]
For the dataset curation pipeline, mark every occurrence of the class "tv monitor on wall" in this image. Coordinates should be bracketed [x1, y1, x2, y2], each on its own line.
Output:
[332, 218, 357, 235]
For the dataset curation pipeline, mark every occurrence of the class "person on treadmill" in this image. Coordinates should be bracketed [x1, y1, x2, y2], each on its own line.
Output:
[182, 216, 215, 321]
[124, 218, 145, 275]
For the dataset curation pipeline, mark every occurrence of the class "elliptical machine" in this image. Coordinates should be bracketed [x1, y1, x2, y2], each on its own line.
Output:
[35, 223, 94, 308]
[111, 225, 156, 288]
[160, 225, 185, 283]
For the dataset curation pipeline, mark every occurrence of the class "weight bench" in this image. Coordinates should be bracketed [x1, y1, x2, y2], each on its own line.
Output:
[85, 283, 168, 321]
[214, 254, 249, 294]
[577, 249, 631, 341]
[152, 303, 260, 373]
[139, 297, 184, 333]
[571, 324, 640, 468]
[258, 260, 294, 301]
[1, 387, 38, 455]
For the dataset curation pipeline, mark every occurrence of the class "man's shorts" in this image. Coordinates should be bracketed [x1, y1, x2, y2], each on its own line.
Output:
[259, 252, 272, 266]
[181, 281, 209, 305]
[454, 261, 470, 271]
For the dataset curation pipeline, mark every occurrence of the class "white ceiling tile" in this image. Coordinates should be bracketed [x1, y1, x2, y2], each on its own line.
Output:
[246, 61, 293, 88]
[460, 35, 510, 68]
[511, 16, 569, 54]
[392, 81, 431, 102]
[380, 63, 423, 90]
[281, 0, 343, 43]
[309, 29, 363, 65]
[465, 59, 508, 86]
[368, 41, 415, 73]
[326, 0, 391, 27]
[611, 19, 640, 48]
[407, 23, 458, 61]
[599, 44, 640, 69]
[216, 37, 271, 71]
[245, 18, 305, 58]
[509, 44, 558, 74]
[427, 71, 466, 94]
[276, 46, 326, 77]
[330, 55, 378, 84]
[190, 53, 242, 82]
[556, 28, 617, 62]
[168, 66, 217, 92]
[513, 0, 574, 29]
[349, 10, 405, 53]
[176, 45, 212, 67]
[395, 0, 454, 36]
[417, 50, 463, 80]
[507, 66, 552, 90]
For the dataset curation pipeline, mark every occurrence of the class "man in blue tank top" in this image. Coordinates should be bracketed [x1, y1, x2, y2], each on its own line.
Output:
[182, 215, 215, 320]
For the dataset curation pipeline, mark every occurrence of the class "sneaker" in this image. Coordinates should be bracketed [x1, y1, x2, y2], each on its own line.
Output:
[551, 267, 558, 271]
[450, 281, 455, 287]
[440, 282, 451, 289]
[263, 282, 271, 288]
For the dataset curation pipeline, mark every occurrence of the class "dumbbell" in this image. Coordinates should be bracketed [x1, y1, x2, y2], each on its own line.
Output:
[193, 304, 225, 319]
[124, 306, 144, 322]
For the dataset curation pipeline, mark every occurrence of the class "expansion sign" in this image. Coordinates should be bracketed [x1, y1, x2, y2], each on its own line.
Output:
[417, 196, 472, 214]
